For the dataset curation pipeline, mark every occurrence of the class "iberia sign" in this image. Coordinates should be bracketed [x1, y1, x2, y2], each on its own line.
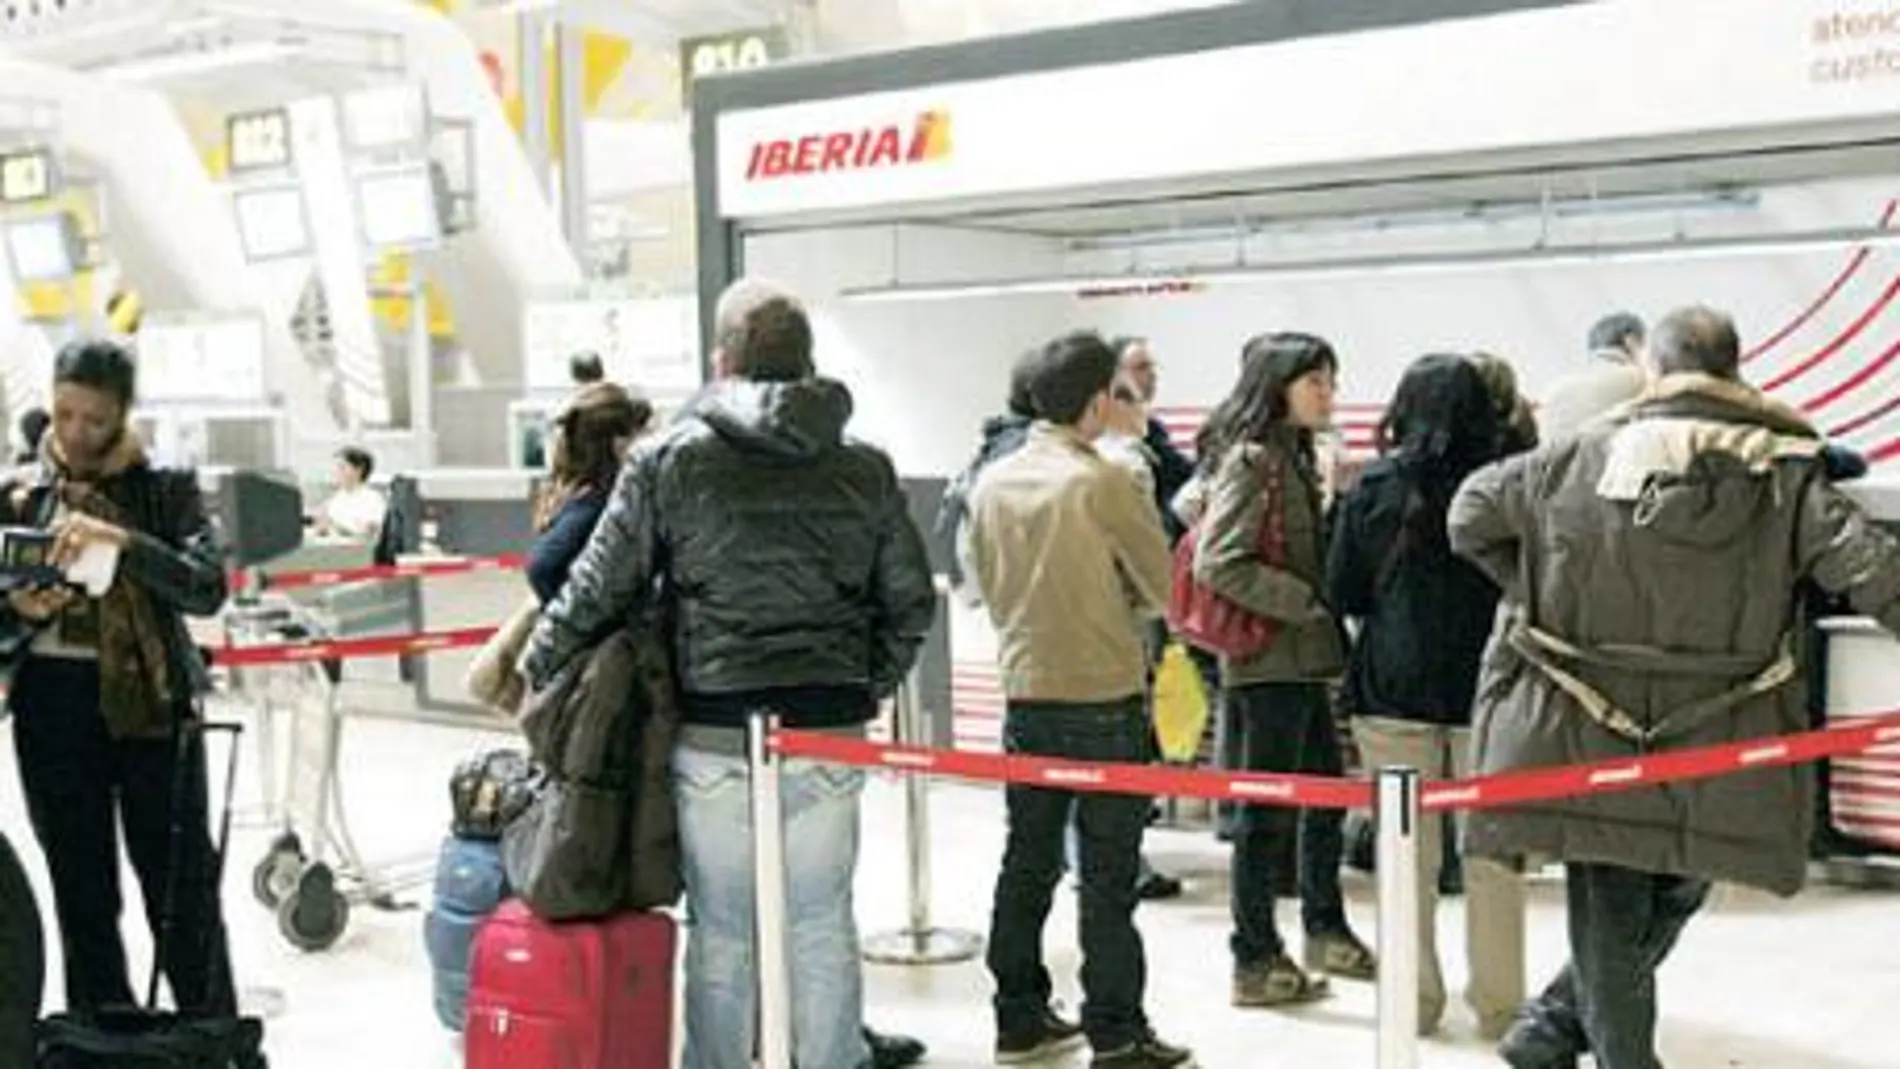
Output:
[745, 110, 951, 181]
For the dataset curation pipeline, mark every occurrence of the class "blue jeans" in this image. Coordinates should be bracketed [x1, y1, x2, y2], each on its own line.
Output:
[673, 744, 871, 1069]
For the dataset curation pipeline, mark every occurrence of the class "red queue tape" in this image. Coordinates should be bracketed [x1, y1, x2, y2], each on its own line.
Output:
[246, 554, 527, 591]
[211, 626, 499, 667]
[772, 711, 1900, 814]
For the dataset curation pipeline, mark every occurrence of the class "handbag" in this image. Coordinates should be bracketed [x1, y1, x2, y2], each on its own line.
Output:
[463, 596, 539, 714]
[1166, 456, 1288, 659]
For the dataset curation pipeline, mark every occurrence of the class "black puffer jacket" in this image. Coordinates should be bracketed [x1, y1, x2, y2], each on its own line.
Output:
[522, 378, 937, 730]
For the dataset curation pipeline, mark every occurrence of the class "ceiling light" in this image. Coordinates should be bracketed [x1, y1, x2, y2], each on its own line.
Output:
[842, 226, 1900, 303]
[100, 41, 302, 83]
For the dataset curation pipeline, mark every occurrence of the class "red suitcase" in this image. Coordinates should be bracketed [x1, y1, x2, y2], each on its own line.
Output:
[464, 899, 676, 1069]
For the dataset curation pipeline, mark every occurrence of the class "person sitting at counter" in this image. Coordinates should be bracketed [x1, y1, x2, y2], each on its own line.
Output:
[312, 446, 386, 542]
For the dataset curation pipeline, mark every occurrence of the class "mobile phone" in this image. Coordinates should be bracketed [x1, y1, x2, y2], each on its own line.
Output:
[0, 527, 61, 590]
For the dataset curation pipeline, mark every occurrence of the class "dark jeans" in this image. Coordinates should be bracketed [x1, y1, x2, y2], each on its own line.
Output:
[1226, 682, 1349, 965]
[1516, 863, 1709, 1069]
[9, 657, 236, 1017]
[988, 698, 1153, 1050]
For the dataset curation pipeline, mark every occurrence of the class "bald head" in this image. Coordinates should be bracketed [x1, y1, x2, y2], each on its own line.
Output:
[713, 278, 814, 382]
[1648, 305, 1741, 380]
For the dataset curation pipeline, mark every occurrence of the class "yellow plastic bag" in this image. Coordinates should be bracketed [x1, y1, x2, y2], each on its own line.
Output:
[1153, 642, 1210, 763]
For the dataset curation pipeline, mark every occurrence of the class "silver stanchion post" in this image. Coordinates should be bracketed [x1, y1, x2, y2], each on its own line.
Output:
[748, 712, 794, 1069]
[862, 670, 983, 965]
[1375, 766, 1423, 1069]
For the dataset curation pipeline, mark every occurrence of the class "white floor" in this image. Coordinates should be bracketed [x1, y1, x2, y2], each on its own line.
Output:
[3, 688, 1898, 1069]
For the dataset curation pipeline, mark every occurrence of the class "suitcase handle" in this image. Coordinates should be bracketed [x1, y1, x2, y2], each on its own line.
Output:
[148, 716, 244, 1013]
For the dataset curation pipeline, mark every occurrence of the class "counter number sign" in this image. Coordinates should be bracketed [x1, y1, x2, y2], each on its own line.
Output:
[0, 147, 55, 204]
[681, 27, 789, 97]
[228, 108, 292, 174]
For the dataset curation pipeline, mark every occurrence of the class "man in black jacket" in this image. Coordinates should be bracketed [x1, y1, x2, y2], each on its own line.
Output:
[522, 280, 937, 1069]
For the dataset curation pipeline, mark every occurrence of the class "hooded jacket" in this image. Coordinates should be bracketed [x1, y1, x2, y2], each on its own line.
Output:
[520, 378, 937, 731]
[937, 412, 1034, 595]
[1449, 374, 1900, 894]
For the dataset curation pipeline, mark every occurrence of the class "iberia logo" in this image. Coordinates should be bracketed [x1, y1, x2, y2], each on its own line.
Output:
[746, 110, 952, 181]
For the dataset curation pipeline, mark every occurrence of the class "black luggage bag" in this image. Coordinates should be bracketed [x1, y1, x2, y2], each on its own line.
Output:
[35, 720, 267, 1069]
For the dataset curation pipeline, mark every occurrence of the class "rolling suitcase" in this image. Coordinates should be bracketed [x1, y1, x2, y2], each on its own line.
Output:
[422, 837, 508, 1032]
[463, 900, 675, 1069]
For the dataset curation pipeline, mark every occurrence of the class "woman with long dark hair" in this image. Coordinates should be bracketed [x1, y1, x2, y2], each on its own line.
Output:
[1324, 354, 1525, 1038]
[1188, 332, 1373, 1008]
[527, 383, 654, 603]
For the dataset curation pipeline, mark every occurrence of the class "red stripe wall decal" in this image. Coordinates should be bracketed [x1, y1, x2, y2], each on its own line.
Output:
[1134, 204, 1900, 464]
[1798, 329, 1900, 414]
[1758, 272, 1900, 393]
[1742, 199, 1899, 367]
[1828, 392, 1900, 438]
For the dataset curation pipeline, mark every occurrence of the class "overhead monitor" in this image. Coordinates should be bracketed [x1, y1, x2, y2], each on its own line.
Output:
[232, 184, 311, 261]
[356, 165, 442, 251]
[343, 84, 427, 154]
[4, 212, 84, 283]
[227, 107, 292, 173]
[0, 146, 57, 204]
[136, 315, 269, 404]
[521, 294, 700, 394]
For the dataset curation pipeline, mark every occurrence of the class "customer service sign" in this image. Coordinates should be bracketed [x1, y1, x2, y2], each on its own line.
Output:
[716, 0, 1900, 222]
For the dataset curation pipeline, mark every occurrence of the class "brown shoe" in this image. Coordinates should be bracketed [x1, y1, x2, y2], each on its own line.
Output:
[1302, 930, 1377, 982]
[1232, 954, 1330, 1007]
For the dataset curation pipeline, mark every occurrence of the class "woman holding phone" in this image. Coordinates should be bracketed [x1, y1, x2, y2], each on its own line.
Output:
[0, 338, 236, 1018]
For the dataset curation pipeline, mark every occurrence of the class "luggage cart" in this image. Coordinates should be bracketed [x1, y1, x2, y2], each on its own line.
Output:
[220, 596, 439, 952]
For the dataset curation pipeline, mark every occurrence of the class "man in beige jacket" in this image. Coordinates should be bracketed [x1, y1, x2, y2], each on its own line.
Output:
[967, 332, 1190, 1069]
[1538, 312, 1648, 441]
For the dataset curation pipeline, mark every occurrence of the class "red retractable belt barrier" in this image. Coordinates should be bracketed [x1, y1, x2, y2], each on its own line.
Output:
[245, 554, 527, 592]
[210, 626, 498, 667]
[1426, 711, 1900, 812]
[771, 733, 1373, 808]
[771, 711, 1900, 814]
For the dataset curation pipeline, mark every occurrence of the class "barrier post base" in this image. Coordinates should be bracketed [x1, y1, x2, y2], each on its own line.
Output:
[862, 926, 984, 966]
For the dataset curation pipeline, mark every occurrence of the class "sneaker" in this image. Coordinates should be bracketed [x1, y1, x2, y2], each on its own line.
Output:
[1302, 929, 1377, 982]
[1135, 872, 1184, 901]
[996, 1006, 1086, 1065]
[1497, 1015, 1582, 1069]
[1231, 955, 1329, 1008]
[1090, 1033, 1194, 1069]
[865, 1028, 927, 1069]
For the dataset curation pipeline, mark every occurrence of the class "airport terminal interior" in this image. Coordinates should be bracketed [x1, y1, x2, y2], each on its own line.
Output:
[1, 1, 1899, 1067]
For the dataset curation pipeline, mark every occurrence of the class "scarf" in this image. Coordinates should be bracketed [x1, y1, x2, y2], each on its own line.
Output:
[44, 432, 178, 740]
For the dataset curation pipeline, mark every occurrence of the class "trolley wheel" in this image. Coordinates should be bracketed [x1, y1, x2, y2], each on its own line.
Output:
[276, 863, 349, 952]
[250, 835, 305, 910]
